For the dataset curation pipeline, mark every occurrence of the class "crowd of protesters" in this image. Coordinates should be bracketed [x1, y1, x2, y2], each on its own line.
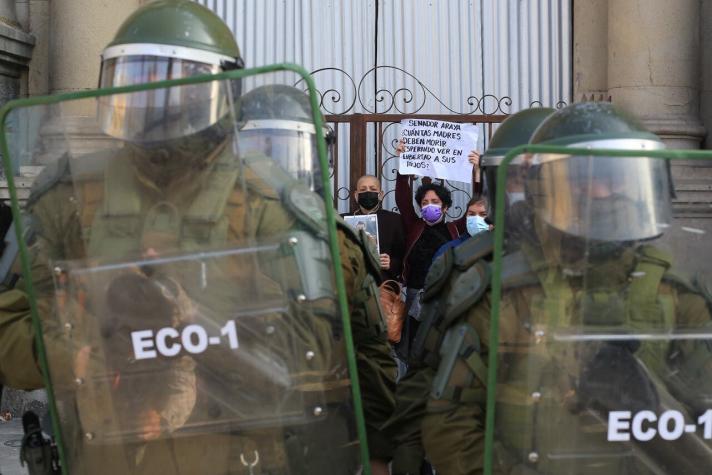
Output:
[343, 139, 487, 365]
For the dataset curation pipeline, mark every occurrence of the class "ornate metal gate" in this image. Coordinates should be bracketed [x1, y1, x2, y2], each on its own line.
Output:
[325, 112, 507, 216]
[298, 66, 568, 216]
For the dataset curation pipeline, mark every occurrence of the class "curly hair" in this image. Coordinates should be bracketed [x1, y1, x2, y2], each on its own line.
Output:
[414, 182, 452, 209]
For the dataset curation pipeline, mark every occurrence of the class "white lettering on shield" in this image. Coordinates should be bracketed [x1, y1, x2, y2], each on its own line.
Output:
[607, 409, 712, 442]
[131, 320, 239, 360]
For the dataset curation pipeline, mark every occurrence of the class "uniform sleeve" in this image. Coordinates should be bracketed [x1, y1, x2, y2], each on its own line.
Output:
[337, 228, 397, 461]
[0, 289, 43, 388]
[395, 173, 418, 231]
[0, 184, 80, 390]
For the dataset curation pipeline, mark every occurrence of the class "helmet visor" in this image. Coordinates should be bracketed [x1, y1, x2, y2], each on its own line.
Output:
[98, 56, 231, 143]
[238, 121, 325, 192]
[529, 152, 672, 242]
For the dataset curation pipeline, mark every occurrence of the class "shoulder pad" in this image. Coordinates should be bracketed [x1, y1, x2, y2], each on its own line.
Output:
[443, 261, 490, 326]
[26, 154, 71, 207]
[422, 247, 454, 302]
[453, 232, 494, 270]
[282, 183, 328, 237]
[693, 272, 712, 306]
[500, 251, 539, 289]
[637, 244, 673, 269]
[336, 217, 381, 281]
[662, 270, 698, 293]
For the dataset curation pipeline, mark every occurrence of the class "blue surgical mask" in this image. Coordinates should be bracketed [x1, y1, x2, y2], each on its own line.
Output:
[466, 215, 489, 236]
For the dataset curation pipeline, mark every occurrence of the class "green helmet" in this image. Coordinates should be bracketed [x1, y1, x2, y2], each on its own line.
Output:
[527, 102, 670, 242]
[237, 85, 335, 193]
[482, 107, 554, 213]
[98, 0, 244, 143]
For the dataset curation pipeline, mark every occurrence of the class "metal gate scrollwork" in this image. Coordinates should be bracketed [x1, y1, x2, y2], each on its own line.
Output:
[296, 66, 568, 216]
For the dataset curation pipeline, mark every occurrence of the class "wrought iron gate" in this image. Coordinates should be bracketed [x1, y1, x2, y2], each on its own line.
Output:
[325, 113, 508, 216]
[298, 66, 568, 216]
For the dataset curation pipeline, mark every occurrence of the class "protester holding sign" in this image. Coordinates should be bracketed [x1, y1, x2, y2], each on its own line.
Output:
[342, 174, 405, 281]
[392, 130, 481, 362]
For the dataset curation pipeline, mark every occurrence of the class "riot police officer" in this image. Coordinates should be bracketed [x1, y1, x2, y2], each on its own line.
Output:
[0, 1, 393, 474]
[390, 102, 712, 474]
[236, 83, 397, 474]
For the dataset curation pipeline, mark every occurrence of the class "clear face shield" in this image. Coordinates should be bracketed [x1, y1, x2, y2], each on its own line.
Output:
[98, 54, 238, 144]
[238, 120, 334, 194]
[528, 145, 672, 243]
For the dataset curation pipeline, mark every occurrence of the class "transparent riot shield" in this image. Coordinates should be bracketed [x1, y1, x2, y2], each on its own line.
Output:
[485, 146, 712, 474]
[0, 66, 368, 474]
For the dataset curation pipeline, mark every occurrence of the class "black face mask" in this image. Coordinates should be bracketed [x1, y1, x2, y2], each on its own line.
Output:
[357, 191, 380, 211]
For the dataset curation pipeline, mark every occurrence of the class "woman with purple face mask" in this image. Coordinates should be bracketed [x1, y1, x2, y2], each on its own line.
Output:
[394, 160, 461, 363]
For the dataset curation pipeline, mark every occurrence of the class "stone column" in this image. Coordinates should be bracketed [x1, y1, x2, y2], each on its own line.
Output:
[49, 0, 141, 96]
[701, 0, 712, 149]
[608, 0, 705, 149]
[572, 0, 609, 102]
[608, 1, 712, 276]
[36, 0, 143, 163]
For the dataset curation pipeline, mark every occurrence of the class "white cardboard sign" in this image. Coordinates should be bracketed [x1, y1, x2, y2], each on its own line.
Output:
[398, 119, 479, 182]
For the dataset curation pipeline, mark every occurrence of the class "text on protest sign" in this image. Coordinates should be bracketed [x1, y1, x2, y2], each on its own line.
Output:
[398, 119, 479, 182]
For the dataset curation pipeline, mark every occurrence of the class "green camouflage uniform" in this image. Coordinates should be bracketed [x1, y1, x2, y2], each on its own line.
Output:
[386, 232, 712, 475]
[0, 141, 396, 473]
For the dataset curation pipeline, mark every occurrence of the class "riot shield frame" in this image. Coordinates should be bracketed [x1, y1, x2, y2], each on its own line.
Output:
[485, 144, 712, 475]
[0, 63, 371, 475]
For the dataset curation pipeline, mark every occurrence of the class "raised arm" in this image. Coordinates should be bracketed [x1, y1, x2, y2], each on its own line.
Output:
[395, 141, 420, 230]
[469, 150, 483, 198]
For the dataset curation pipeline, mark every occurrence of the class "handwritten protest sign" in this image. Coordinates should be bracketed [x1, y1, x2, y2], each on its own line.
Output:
[398, 119, 479, 182]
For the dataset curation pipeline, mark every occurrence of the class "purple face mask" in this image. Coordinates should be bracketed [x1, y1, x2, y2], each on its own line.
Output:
[421, 204, 443, 224]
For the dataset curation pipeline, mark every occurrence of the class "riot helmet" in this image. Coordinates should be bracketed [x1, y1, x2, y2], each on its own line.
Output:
[482, 107, 554, 214]
[98, 0, 244, 144]
[237, 85, 335, 193]
[527, 102, 670, 242]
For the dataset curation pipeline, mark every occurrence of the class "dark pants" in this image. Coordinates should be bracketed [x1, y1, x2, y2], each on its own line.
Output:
[394, 288, 423, 364]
